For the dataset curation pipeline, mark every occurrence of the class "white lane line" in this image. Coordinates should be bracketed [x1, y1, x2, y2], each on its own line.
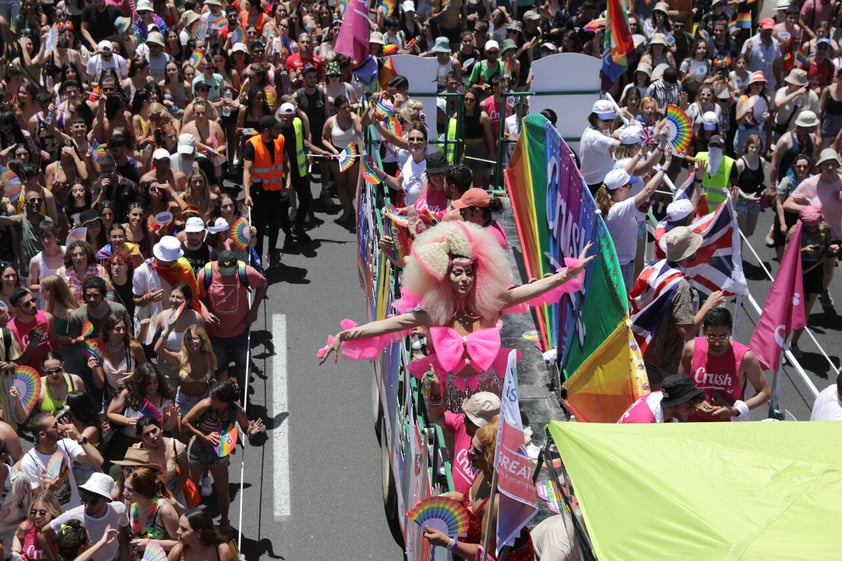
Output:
[273, 314, 291, 518]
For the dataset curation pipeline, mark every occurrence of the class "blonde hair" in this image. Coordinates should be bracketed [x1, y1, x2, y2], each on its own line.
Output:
[41, 274, 80, 313]
[402, 222, 511, 326]
[179, 324, 217, 373]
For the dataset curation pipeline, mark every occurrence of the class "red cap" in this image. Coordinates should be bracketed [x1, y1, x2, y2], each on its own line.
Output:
[452, 188, 491, 209]
[760, 18, 775, 30]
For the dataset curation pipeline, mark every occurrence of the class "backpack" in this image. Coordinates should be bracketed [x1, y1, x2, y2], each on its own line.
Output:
[202, 261, 249, 290]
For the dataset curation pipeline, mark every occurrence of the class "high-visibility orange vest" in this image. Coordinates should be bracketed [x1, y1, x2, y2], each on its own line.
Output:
[247, 134, 286, 191]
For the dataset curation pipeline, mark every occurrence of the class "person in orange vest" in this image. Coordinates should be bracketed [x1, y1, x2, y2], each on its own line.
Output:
[243, 115, 293, 268]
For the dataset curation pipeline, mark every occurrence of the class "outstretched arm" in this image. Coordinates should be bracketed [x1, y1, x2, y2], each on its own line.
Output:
[319, 311, 429, 365]
[502, 243, 595, 308]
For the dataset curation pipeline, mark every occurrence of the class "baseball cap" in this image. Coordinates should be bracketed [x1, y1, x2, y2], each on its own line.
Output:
[184, 216, 206, 233]
[452, 188, 491, 209]
[217, 250, 238, 275]
[666, 199, 695, 223]
[258, 115, 280, 131]
[604, 169, 631, 191]
[660, 374, 704, 408]
[591, 99, 615, 120]
[279, 102, 296, 115]
[461, 392, 501, 426]
[177, 133, 196, 154]
[760, 17, 775, 30]
[98, 40, 113, 53]
[231, 42, 248, 54]
[152, 148, 171, 160]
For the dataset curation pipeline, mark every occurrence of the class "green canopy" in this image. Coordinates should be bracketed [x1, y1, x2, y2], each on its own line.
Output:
[546, 421, 842, 561]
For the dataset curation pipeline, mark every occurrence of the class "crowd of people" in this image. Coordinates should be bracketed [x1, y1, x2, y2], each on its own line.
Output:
[0, 0, 838, 558]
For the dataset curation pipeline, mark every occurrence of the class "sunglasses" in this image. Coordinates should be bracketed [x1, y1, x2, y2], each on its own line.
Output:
[28, 197, 43, 203]
[43, 367, 62, 374]
[30, 509, 48, 516]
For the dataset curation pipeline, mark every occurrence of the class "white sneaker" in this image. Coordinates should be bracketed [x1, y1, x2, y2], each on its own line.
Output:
[200, 474, 213, 497]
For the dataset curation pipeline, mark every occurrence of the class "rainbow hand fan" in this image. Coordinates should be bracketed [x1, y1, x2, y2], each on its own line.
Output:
[230, 217, 250, 250]
[81, 320, 95, 338]
[583, 17, 606, 31]
[379, 0, 396, 16]
[45, 452, 64, 482]
[407, 496, 469, 537]
[66, 227, 87, 244]
[13, 366, 41, 412]
[189, 50, 204, 68]
[139, 398, 163, 423]
[215, 423, 239, 457]
[82, 339, 104, 363]
[664, 104, 692, 154]
[241, 127, 258, 137]
[0, 166, 21, 203]
[382, 44, 399, 56]
[44, 25, 58, 52]
[141, 540, 167, 561]
[168, 302, 185, 326]
[338, 143, 359, 172]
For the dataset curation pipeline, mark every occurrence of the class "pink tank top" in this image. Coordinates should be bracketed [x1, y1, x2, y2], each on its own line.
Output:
[688, 337, 749, 422]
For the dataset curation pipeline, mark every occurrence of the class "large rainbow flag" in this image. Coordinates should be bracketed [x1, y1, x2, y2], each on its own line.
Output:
[505, 115, 648, 422]
[601, 0, 635, 89]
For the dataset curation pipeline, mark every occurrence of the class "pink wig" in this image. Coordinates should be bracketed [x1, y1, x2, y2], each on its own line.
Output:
[403, 222, 512, 325]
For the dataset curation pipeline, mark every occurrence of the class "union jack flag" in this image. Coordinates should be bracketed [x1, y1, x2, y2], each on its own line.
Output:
[629, 260, 686, 354]
[683, 200, 747, 296]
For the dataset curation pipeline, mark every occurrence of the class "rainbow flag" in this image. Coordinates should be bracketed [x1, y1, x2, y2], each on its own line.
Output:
[382, 44, 399, 55]
[728, 17, 737, 33]
[215, 424, 239, 457]
[361, 155, 382, 185]
[601, 0, 635, 88]
[378, 56, 398, 90]
[90, 139, 106, 171]
[378, 0, 396, 16]
[406, 37, 421, 55]
[736, 12, 752, 29]
[504, 115, 647, 422]
[795, 45, 810, 68]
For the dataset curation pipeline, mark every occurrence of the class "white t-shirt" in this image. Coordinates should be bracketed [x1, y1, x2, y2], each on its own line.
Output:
[50, 503, 129, 561]
[579, 127, 616, 185]
[400, 157, 427, 205]
[810, 385, 842, 421]
[132, 261, 169, 323]
[20, 440, 85, 509]
[86, 53, 129, 82]
[605, 198, 642, 265]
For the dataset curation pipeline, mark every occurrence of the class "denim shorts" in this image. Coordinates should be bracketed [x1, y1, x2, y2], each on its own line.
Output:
[188, 437, 231, 468]
[735, 197, 762, 216]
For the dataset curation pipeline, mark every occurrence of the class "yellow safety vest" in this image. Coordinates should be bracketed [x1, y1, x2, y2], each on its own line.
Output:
[292, 118, 307, 177]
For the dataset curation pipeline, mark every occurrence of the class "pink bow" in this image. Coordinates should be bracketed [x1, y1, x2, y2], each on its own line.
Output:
[429, 327, 501, 374]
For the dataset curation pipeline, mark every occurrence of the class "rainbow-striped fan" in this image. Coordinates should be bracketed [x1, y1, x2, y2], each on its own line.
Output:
[45, 452, 64, 482]
[230, 217, 250, 250]
[665, 104, 692, 155]
[0, 166, 22, 203]
[407, 496, 469, 536]
[81, 320, 95, 338]
[338, 143, 359, 172]
[141, 540, 167, 561]
[13, 365, 41, 412]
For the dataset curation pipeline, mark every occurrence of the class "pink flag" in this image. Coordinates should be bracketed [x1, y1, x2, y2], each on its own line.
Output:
[335, 0, 370, 63]
[749, 221, 807, 370]
[494, 351, 538, 555]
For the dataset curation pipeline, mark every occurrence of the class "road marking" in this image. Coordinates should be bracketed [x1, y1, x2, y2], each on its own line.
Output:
[273, 314, 291, 518]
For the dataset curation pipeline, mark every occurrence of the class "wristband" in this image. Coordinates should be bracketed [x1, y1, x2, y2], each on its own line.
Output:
[446, 538, 457, 551]
[731, 400, 750, 421]
[144, 293, 152, 303]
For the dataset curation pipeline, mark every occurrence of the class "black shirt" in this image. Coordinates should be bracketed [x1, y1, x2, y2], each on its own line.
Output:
[81, 5, 122, 47]
[181, 242, 216, 275]
[295, 87, 326, 148]
[91, 176, 139, 222]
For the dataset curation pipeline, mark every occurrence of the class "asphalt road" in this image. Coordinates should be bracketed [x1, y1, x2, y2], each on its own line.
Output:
[233, 206, 403, 561]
